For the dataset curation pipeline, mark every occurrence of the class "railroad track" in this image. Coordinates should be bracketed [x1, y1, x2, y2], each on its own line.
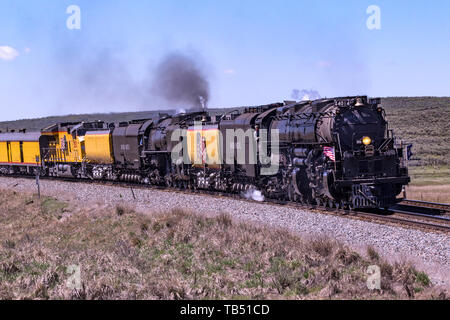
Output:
[356, 211, 450, 233]
[400, 199, 450, 213]
[280, 201, 450, 233]
[2, 174, 450, 233]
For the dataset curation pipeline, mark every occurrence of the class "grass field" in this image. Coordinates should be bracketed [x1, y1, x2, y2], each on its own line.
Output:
[406, 185, 450, 204]
[408, 166, 450, 186]
[406, 166, 450, 203]
[0, 189, 444, 300]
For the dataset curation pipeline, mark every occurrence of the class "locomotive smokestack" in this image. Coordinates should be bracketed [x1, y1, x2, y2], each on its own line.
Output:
[355, 97, 364, 107]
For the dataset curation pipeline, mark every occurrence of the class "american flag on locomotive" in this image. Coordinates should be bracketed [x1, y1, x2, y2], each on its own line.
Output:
[323, 146, 335, 161]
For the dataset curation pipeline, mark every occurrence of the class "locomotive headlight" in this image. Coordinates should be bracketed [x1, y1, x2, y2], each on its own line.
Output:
[362, 136, 372, 145]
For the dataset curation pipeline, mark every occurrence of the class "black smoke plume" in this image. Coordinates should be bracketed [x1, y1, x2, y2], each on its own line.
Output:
[152, 52, 210, 110]
[53, 45, 210, 114]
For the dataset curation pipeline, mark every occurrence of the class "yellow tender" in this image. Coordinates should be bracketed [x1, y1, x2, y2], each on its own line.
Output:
[84, 130, 114, 164]
[186, 125, 222, 169]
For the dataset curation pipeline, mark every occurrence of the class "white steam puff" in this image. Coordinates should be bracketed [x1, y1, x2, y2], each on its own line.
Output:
[291, 89, 321, 101]
[242, 188, 265, 202]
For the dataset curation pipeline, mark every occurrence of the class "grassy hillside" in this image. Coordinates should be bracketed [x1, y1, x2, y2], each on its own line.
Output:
[381, 97, 450, 167]
[381, 97, 450, 188]
[0, 189, 440, 300]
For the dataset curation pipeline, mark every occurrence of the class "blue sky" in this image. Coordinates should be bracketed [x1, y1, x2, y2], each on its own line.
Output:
[0, 0, 449, 120]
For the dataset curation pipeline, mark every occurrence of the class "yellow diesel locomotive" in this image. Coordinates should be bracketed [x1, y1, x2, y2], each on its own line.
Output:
[0, 121, 113, 178]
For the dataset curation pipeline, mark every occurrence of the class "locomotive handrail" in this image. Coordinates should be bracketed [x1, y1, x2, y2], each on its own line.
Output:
[273, 110, 336, 121]
[351, 132, 356, 151]
[334, 132, 343, 160]
[357, 189, 378, 206]
[142, 150, 171, 154]
[378, 137, 392, 152]
[388, 129, 394, 139]
[220, 109, 240, 121]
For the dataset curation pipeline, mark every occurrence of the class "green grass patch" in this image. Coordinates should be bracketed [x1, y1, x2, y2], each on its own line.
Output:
[40, 197, 68, 216]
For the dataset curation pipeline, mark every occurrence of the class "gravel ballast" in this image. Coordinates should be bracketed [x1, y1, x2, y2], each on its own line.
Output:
[1, 176, 449, 287]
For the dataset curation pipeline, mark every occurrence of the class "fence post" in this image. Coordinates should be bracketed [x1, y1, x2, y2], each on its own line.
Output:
[36, 168, 41, 199]
[35, 156, 41, 199]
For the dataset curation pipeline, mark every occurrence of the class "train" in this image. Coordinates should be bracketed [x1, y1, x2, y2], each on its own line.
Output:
[0, 96, 410, 210]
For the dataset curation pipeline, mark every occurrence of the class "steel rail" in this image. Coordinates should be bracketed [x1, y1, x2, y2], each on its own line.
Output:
[355, 211, 450, 233]
[402, 199, 450, 212]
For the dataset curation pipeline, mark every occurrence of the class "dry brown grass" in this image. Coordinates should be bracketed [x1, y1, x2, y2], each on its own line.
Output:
[0, 190, 446, 300]
[406, 185, 450, 204]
